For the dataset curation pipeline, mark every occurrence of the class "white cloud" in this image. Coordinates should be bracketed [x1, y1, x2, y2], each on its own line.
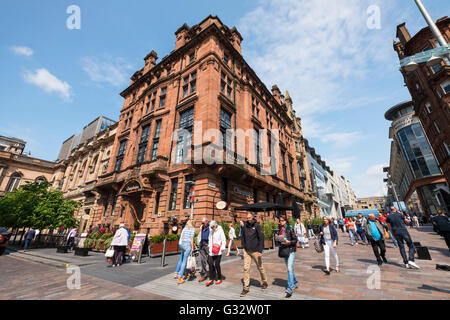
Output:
[239, 0, 396, 117]
[23, 68, 72, 101]
[323, 156, 356, 176]
[11, 46, 33, 57]
[81, 56, 134, 87]
[352, 163, 389, 198]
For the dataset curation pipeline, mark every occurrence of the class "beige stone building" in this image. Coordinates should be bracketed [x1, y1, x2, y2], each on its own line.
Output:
[0, 135, 55, 196]
[355, 196, 386, 212]
[52, 116, 117, 232]
[285, 91, 316, 218]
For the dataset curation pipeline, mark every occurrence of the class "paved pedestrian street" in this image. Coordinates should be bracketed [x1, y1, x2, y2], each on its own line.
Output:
[1, 226, 449, 300]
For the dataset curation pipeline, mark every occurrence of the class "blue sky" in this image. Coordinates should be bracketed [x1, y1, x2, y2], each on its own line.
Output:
[1, 0, 449, 197]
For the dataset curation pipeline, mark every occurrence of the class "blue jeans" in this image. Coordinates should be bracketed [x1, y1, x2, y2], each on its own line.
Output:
[284, 252, 298, 293]
[24, 238, 31, 250]
[176, 243, 191, 277]
[388, 230, 398, 247]
[349, 230, 357, 244]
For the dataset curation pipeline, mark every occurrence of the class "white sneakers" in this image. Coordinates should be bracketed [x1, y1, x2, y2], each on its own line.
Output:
[405, 264, 411, 269]
[408, 261, 421, 269]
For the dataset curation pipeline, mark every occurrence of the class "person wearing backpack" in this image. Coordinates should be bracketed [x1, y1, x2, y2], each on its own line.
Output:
[277, 215, 298, 298]
[205, 221, 226, 286]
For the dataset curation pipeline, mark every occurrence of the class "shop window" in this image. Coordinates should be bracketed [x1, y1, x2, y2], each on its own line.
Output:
[110, 193, 118, 216]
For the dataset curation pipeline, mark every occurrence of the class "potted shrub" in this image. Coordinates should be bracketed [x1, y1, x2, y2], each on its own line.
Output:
[149, 234, 165, 254]
[165, 233, 180, 253]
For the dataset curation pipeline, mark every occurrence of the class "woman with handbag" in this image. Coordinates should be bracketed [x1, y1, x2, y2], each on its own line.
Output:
[295, 219, 308, 248]
[110, 224, 129, 267]
[278, 215, 298, 298]
[205, 221, 226, 286]
[175, 220, 196, 284]
[319, 217, 339, 275]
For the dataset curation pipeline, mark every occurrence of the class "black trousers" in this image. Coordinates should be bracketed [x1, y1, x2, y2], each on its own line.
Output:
[393, 230, 415, 264]
[199, 243, 209, 277]
[113, 246, 126, 265]
[208, 255, 222, 281]
[369, 239, 386, 263]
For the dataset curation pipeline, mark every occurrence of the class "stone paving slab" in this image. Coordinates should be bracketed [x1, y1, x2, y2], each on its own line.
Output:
[0, 255, 171, 300]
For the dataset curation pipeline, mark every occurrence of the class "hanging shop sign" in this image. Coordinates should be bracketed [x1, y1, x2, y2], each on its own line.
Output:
[216, 201, 227, 210]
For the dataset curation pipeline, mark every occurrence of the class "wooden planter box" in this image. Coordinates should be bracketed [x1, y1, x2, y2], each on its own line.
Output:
[264, 239, 273, 249]
[56, 245, 69, 253]
[150, 240, 180, 255]
[74, 247, 89, 256]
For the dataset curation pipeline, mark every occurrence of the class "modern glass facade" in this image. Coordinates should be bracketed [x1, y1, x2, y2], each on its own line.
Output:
[397, 123, 441, 179]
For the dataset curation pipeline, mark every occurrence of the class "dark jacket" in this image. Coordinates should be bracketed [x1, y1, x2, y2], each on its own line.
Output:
[241, 219, 264, 253]
[433, 215, 450, 232]
[363, 220, 385, 241]
[319, 224, 338, 245]
[200, 223, 210, 247]
[278, 225, 297, 254]
[25, 229, 36, 240]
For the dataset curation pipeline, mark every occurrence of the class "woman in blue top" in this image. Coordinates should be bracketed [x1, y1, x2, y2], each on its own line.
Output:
[175, 220, 196, 284]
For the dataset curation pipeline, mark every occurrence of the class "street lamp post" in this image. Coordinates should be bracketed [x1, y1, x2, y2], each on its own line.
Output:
[414, 0, 448, 48]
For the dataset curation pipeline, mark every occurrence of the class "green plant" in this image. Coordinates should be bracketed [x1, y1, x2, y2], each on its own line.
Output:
[104, 238, 112, 250]
[100, 233, 113, 240]
[218, 221, 230, 239]
[261, 221, 278, 239]
[150, 234, 165, 243]
[96, 240, 104, 250]
[88, 232, 101, 240]
[234, 222, 241, 239]
[129, 233, 135, 244]
[84, 238, 93, 248]
[166, 233, 180, 241]
[288, 218, 296, 228]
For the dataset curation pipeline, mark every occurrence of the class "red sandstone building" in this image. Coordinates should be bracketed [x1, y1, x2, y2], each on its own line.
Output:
[94, 16, 308, 235]
[394, 17, 450, 187]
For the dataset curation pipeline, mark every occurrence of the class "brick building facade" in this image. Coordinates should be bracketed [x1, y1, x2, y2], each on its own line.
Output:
[93, 16, 309, 235]
[394, 17, 450, 187]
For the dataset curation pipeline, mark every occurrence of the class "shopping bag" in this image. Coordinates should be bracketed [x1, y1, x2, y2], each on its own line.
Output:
[384, 230, 390, 239]
[187, 254, 196, 270]
[105, 248, 114, 258]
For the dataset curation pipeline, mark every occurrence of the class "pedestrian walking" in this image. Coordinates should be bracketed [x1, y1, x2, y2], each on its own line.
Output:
[175, 220, 196, 284]
[110, 223, 128, 267]
[338, 219, 345, 233]
[240, 212, 268, 297]
[196, 217, 210, 282]
[0, 227, 12, 256]
[432, 210, 450, 251]
[319, 217, 339, 275]
[386, 206, 420, 269]
[413, 215, 420, 228]
[379, 213, 398, 248]
[226, 224, 240, 256]
[307, 219, 316, 239]
[345, 218, 358, 246]
[356, 213, 368, 245]
[205, 221, 226, 286]
[278, 215, 298, 298]
[294, 219, 308, 248]
[23, 227, 36, 252]
[364, 214, 387, 265]
[66, 227, 78, 250]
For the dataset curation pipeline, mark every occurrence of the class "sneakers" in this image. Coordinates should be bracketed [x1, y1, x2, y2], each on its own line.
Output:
[285, 290, 292, 298]
[205, 280, 214, 286]
[240, 289, 249, 297]
[261, 283, 268, 290]
[408, 261, 421, 269]
[405, 263, 411, 269]
[198, 277, 207, 282]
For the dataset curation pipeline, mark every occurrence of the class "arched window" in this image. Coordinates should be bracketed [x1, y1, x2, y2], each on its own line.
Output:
[35, 176, 47, 184]
[6, 173, 22, 192]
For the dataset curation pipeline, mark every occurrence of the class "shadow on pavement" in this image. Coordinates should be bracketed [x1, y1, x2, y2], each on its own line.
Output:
[272, 278, 288, 288]
[418, 284, 450, 294]
[426, 246, 450, 257]
[240, 278, 262, 288]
